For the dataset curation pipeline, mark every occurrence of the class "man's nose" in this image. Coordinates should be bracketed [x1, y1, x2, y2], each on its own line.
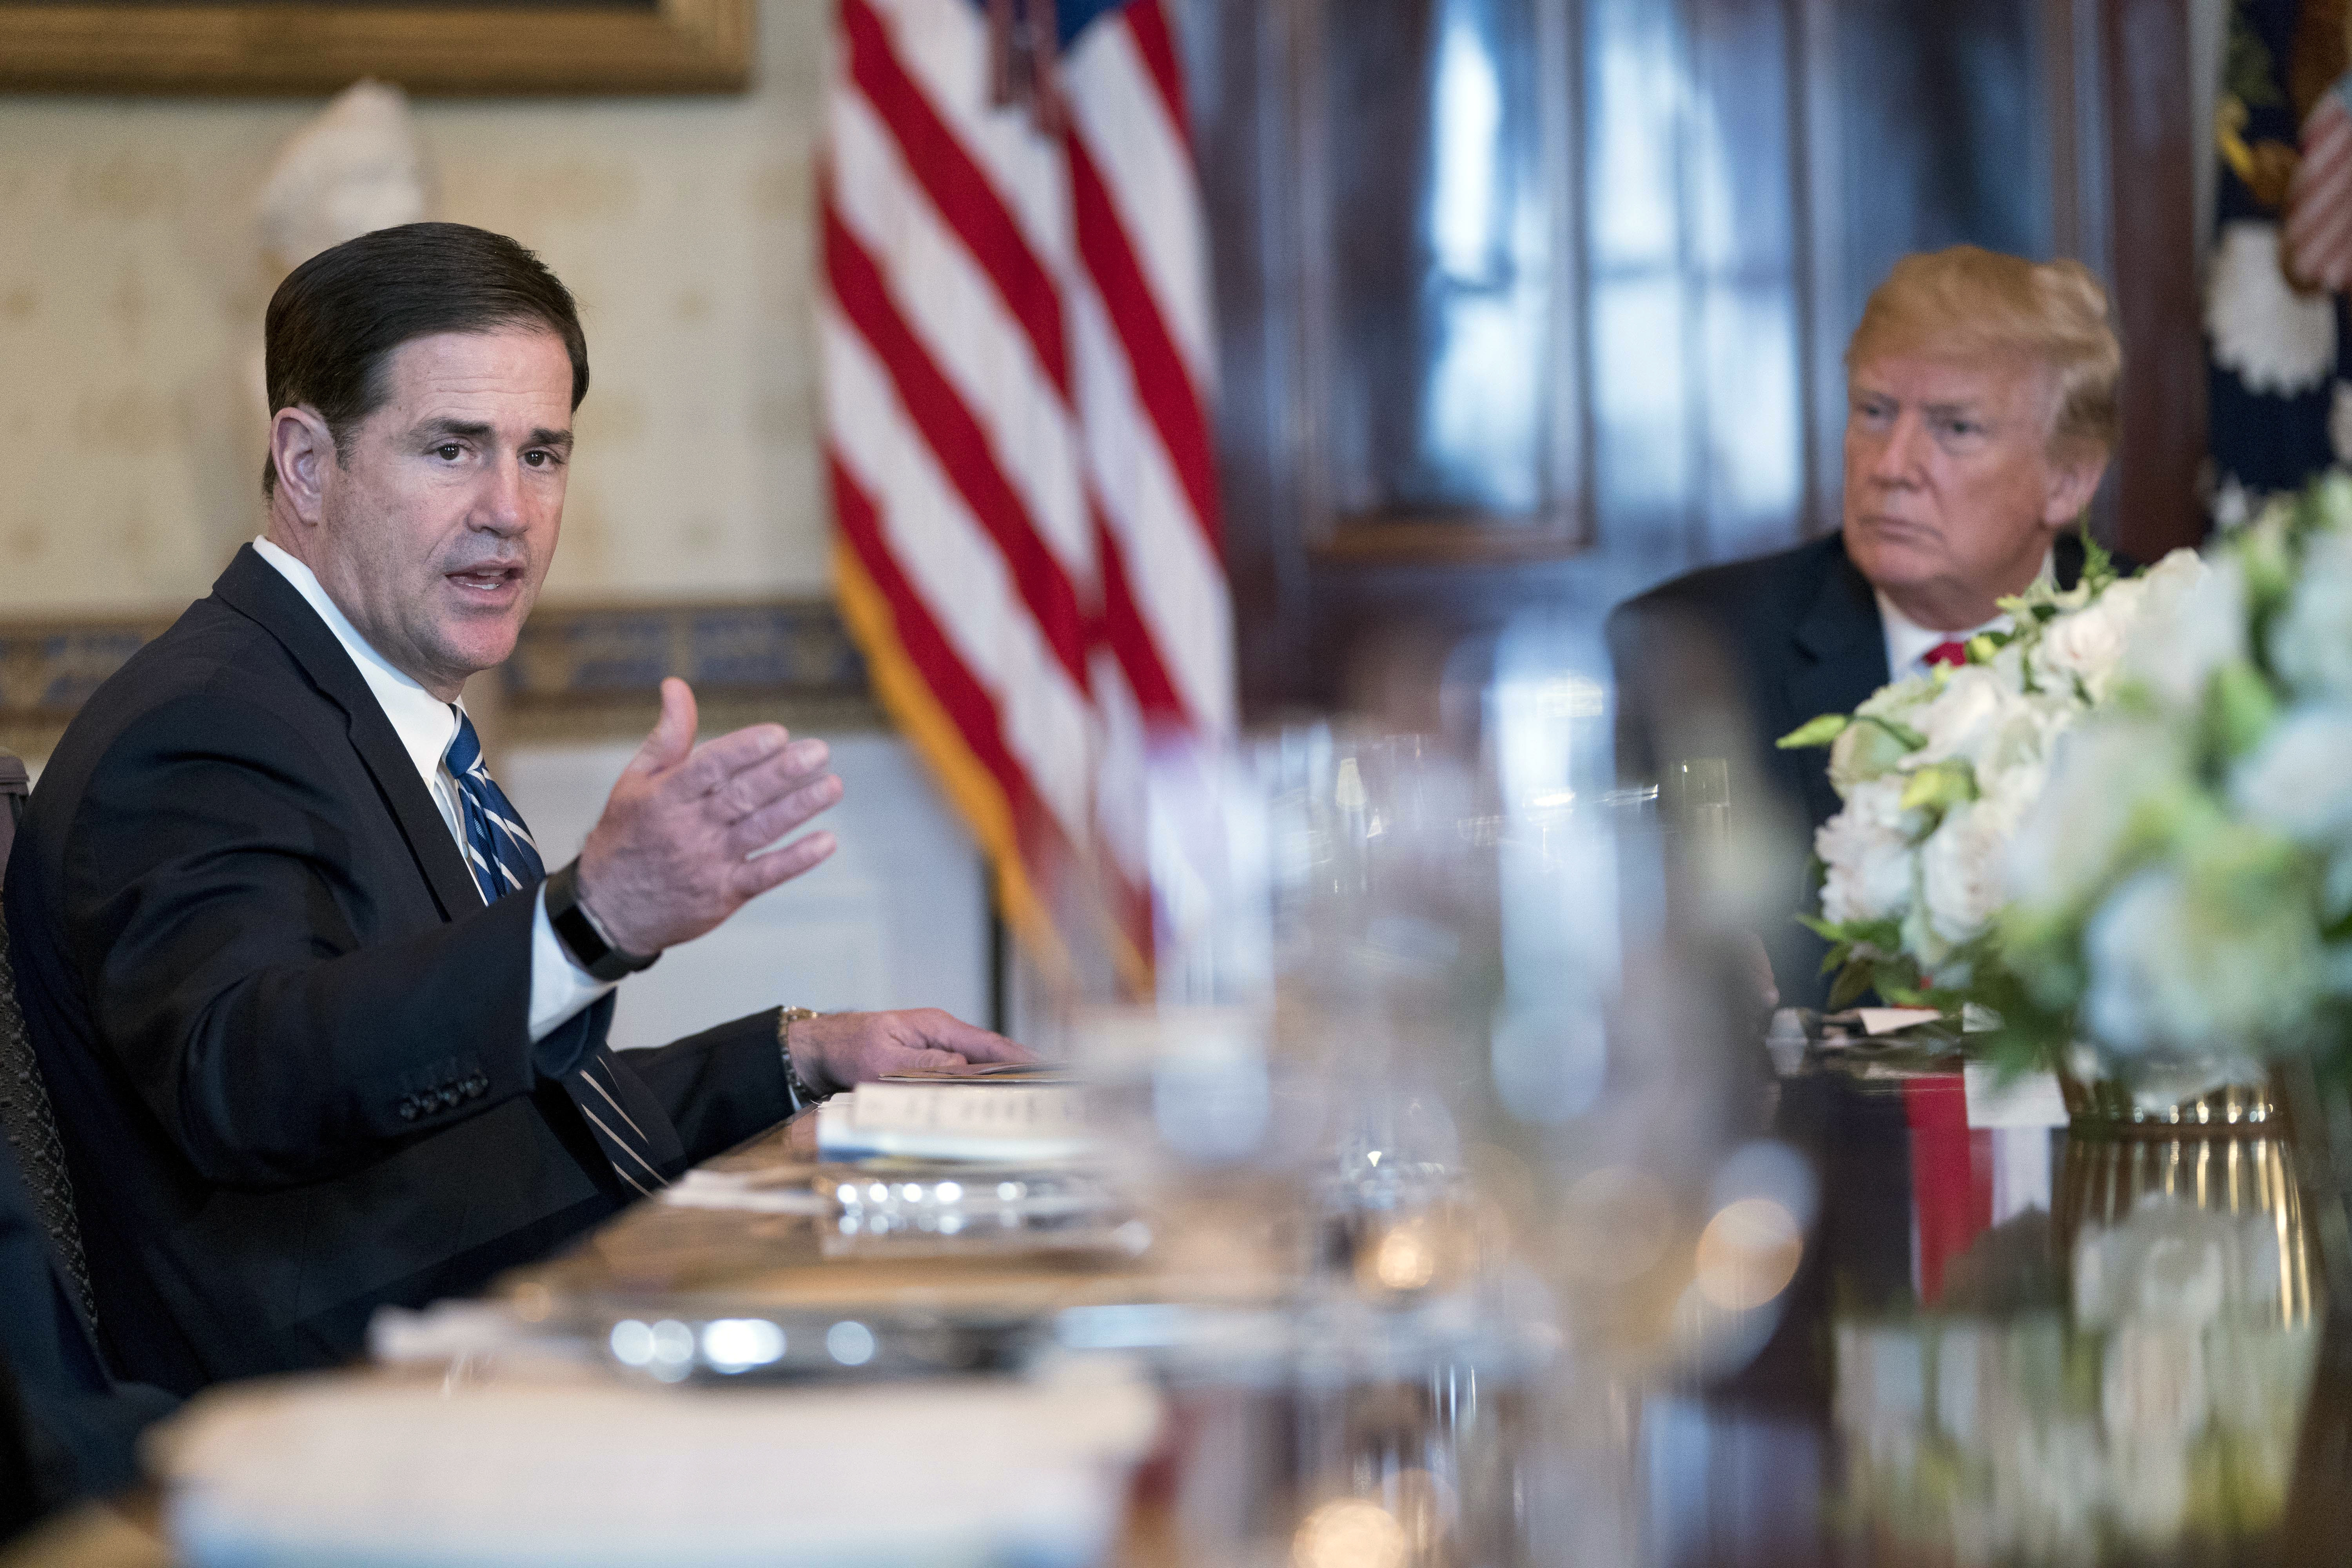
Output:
[1866, 411, 1926, 486]
[472, 456, 528, 531]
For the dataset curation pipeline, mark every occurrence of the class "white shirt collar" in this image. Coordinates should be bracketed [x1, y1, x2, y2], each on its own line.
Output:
[1875, 547, 2056, 679]
[251, 535, 460, 790]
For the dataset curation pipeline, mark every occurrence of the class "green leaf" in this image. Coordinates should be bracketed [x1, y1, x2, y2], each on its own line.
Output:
[1858, 713, 1928, 751]
[2076, 518, 2116, 593]
[1826, 961, 1878, 1011]
[1777, 713, 1849, 750]
[1900, 760, 1980, 813]
[2210, 659, 2281, 759]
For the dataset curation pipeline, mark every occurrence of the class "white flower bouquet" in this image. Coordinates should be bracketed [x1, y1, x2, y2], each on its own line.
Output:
[1779, 533, 2208, 1018]
[2001, 474, 2352, 1085]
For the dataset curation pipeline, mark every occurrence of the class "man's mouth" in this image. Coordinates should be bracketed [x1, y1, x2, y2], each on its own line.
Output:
[446, 563, 524, 596]
[1858, 514, 1934, 541]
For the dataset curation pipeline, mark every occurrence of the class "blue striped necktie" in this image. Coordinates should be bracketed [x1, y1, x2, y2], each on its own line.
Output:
[445, 708, 670, 1198]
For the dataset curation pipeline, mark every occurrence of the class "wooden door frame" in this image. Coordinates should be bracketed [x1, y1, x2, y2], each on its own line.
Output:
[2100, 0, 2207, 561]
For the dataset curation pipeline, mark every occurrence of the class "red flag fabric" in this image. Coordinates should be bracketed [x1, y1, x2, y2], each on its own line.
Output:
[2285, 82, 2352, 292]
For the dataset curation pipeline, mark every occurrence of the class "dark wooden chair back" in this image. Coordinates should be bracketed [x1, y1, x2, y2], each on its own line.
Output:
[0, 755, 99, 1328]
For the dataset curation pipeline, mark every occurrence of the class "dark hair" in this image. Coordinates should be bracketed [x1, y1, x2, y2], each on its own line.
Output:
[261, 221, 589, 496]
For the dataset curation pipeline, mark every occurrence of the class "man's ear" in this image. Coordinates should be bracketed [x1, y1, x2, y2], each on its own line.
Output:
[269, 407, 335, 527]
[2040, 448, 2109, 528]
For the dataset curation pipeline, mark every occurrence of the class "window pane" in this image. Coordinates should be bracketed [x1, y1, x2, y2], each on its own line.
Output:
[1321, 0, 1551, 519]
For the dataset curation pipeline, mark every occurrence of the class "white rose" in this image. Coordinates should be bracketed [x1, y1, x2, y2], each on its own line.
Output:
[2230, 702, 2352, 844]
[1975, 753, 2049, 821]
[1816, 777, 1915, 926]
[2269, 527, 2352, 699]
[2081, 867, 2323, 1056]
[1919, 797, 2019, 945]
[2125, 556, 2248, 713]
[1828, 676, 1936, 794]
[2135, 548, 2209, 606]
[1987, 634, 2033, 694]
[2033, 594, 2133, 702]
[1911, 666, 2013, 768]
[2004, 717, 2185, 910]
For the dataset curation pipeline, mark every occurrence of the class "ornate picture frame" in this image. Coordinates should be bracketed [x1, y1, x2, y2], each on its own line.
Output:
[0, 0, 753, 95]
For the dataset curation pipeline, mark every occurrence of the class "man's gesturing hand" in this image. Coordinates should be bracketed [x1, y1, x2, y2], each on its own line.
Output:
[576, 678, 842, 956]
[788, 1009, 1034, 1098]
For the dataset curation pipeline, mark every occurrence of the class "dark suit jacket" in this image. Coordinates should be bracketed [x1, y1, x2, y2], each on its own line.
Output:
[1606, 530, 2106, 1007]
[2, 546, 794, 1395]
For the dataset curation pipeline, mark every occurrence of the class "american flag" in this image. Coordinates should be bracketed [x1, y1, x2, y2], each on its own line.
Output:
[2286, 80, 2352, 293]
[821, 0, 1232, 990]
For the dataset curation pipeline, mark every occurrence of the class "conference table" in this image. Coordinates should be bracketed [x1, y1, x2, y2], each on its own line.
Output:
[14, 1054, 2352, 1567]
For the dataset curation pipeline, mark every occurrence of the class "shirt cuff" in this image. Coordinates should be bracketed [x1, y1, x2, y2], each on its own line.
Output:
[528, 883, 619, 1044]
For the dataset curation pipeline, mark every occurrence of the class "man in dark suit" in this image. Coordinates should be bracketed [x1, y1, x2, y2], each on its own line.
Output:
[3, 223, 1026, 1395]
[1608, 247, 2120, 1007]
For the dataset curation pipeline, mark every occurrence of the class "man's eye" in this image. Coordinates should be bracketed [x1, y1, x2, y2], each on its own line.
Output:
[434, 443, 464, 461]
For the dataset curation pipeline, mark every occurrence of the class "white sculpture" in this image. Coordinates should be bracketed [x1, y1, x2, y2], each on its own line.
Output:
[258, 79, 434, 272]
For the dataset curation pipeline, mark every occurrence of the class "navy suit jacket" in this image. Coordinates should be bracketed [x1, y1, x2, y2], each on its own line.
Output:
[3, 546, 793, 1394]
[1606, 530, 2105, 1006]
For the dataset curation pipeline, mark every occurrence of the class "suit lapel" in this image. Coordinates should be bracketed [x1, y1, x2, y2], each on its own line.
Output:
[2054, 532, 2089, 590]
[211, 547, 484, 923]
[1785, 541, 1891, 737]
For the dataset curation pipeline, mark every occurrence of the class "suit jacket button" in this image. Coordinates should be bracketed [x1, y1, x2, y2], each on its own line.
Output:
[397, 1099, 419, 1121]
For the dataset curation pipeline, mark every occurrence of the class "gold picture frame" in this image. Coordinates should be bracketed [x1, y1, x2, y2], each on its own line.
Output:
[0, 0, 753, 95]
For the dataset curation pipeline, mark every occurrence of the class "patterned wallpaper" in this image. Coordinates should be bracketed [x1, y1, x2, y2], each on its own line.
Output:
[0, 0, 833, 619]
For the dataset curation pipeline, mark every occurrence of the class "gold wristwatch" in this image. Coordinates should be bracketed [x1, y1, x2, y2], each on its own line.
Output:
[777, 1006, 831, 1108]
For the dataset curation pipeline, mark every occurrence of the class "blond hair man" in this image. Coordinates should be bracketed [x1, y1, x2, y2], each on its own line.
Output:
[1606, 245, 2123, 1006]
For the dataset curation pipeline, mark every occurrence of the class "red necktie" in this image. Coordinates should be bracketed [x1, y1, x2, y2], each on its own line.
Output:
[1923, 640, 1969, 670]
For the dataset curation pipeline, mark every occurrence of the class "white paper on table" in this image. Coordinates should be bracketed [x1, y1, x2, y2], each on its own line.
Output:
[1963, 1063, 2069, 1129]
[814, 1101, 1093, 1164]
[1855, 1006, 1943, 1036]
[1989, 1126, 2053, 1221]
[659, 1170, 835, 1215]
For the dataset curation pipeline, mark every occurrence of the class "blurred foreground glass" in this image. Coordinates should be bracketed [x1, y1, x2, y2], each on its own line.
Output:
[1052, 604, 1814, 1563]
[1835, 1131, 2323, 1563]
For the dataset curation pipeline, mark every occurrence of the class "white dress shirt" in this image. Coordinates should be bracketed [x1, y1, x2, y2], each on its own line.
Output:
[1875, 548, 2056, 680]
[252, 537, 614, 1043]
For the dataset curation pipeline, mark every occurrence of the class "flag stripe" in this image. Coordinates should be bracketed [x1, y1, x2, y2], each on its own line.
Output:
[842, 0, 1071, 397]
[822, 305, 1095, 840]
[1069, 274, 1234, 730]
[829, 74, 1091, 577]
[1122, 1, 1191, 149]
[865, 0, 1073, 271]
[830, 457, 1073, 973]
[1094, 505, 1187, 721]
[1063, 22, 1215, 390]
[832, 453, 1033, 824]
[824, 203, 1092, 690]
[2288, 97, 2352, 291]
[1067, 133, 1221, 547]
